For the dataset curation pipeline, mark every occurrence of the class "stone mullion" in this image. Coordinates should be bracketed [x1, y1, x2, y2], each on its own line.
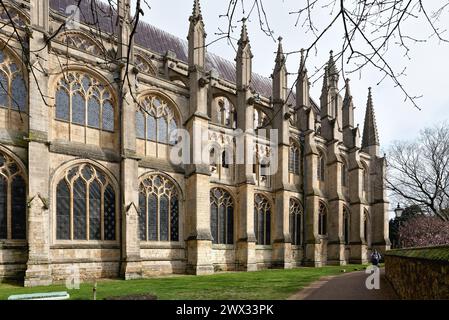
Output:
[101, 185, 105, 241]
[6, 179, 11, 240]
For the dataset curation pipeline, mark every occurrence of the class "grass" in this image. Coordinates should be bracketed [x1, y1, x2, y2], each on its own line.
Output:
[0, 264, 367, 300]
[386, 245, 449, 261]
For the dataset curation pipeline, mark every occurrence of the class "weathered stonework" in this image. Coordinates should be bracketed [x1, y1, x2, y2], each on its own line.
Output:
[0, 0, 389, 286]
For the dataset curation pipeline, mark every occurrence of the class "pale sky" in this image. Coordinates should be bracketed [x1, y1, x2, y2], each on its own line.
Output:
[135, 0, 449, 149]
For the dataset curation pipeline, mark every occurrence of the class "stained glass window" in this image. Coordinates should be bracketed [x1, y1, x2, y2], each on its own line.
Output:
[56, 180, 70, 240]
[210, 188, 234, 245]
[147, 115, 156, 141]
[0, 176, 7, 239]
[139, 174, 179, 242]
[11, 74, 26, 111]
[254, 194, 271, 245]
[0, 151, 27, 240]
[102, 101, 114, 132]
[0, 49, 28, 113]
[56, 89, 70, 121]
[55, 164, 117, 241]
[55, 71, 115, 132]
[157, 117, 167, 144]
[87, 97, 100, 128]
[11, 176, 26, 239]
[89, 180, 101, 240]
[136, 95, 178, 147]
[289, 198, 302, 245]
[72, 93, 85, 125]
[289, 142, 300, 175]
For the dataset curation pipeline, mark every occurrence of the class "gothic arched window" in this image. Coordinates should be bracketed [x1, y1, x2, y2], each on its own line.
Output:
[289, 141, 300, 175]
[318, 202, 327, 236]
[135, 95, 178, 145]
[216, 97, 236, 129]
[138, 174, 179, 242]
[0, 151, 26, 240]
[317, 152, 325, 182]
[254, 194, 271, 245]
[55, 71, 115, 132]
[289, 198, 302, 245]
[343, 207, 350, 245]
[56, 164, 116, 241]
[253, 108, 268, 130]
[0, 49, 27, 113]
[210, 188, 234, 244]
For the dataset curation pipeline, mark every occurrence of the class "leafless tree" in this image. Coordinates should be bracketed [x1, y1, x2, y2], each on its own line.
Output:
[216, 0, 449, 111]
[386, 123, 449, 221]
[1, 0, 448, 115]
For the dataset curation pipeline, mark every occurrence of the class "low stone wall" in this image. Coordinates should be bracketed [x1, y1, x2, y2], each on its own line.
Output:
[385, 246, 449, 300]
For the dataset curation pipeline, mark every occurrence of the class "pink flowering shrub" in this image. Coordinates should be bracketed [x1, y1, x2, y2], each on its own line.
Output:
[399, 216, 449, 248]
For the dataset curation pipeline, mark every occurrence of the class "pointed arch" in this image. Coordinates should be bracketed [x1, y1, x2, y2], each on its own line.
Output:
[138, 173, 182, 242]
[254, 193, 272, 245]
[210, 187, 234, 244]
[0, 4, 29, 29]
[318, 201, 327, 236]
[343, 206, 350, 245]
[52, 69, 117, 133]
[0, 44, 28, 113]
[0, 145, 27, 240]
[289, 138, 301, 175]
[136, 91, 181, 146]
[135, 52, 158, 76]
[56, 30, 106, 56]
[289, 197, 303, 245]
[52, 160, 119, 242]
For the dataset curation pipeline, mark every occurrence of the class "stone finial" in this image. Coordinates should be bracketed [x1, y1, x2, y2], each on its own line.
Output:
[191, 0, 202, 19]
[238, 17, 250, 46]
[275, 36, 285, 65]
[327, 50, 338, 76]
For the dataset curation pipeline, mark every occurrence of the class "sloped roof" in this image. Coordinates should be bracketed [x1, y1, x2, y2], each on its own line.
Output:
[50, 0, 273, 99]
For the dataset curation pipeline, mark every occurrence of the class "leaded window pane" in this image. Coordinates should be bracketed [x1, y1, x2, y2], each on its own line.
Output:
[11, 74, 26, 111]
[169, 119, 177, 145]
[226, 206, 233, 244]
[89, 180, 101, 240]
[157, 117, 167, 144]
[73, 178, 87, 240]
[258, 211, 264, 245]
[0, 176, 6, 239]
[160, 195, 169, 241]
[148, 193, 157, 241]
[72, 93, 86, 125]
[265, 210, 271, 245]
[211, 203, 218, 244]
[147, 115, 156, 141]
[56, 180, 70, 240]
[56, 89, 70, 121]
[11, 175, 26, 239]
[138, 192, 147, 240]
[104, 185, 116, 241]
[218, 205, 226, 244]
[102, 101, 114, 132]
[87, 97, 100, 128]
[0, 72, 8, 108]
[170, 196, 179, 241]
[136, 111, 145, 139]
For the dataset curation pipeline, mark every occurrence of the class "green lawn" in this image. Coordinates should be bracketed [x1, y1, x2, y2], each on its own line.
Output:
[0, 265, 367, 300]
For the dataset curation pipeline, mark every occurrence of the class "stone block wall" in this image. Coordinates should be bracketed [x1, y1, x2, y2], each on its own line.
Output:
[385, 246, 449, 300]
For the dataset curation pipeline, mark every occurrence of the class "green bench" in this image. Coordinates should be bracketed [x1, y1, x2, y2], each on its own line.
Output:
[8, 291, 70, 300]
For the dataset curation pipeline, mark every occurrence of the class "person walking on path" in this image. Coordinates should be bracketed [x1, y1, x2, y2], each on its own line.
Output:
[370, 250, 381, 266]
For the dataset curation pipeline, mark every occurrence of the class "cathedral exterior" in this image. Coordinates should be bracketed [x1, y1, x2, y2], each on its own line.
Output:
[0, 0, 390, 287]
